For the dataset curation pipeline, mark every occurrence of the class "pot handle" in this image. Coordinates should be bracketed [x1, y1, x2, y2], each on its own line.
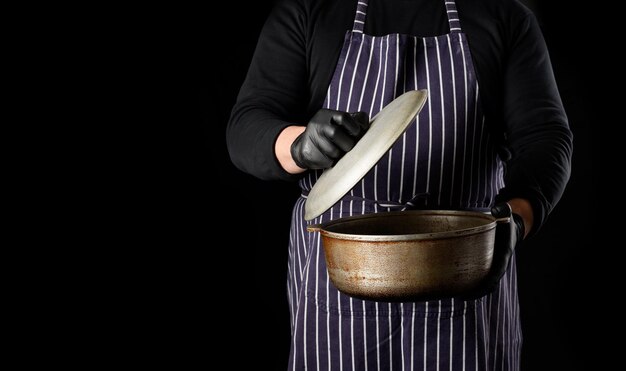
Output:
[307, 224, 323, 233]
[495, 216, 511, 224]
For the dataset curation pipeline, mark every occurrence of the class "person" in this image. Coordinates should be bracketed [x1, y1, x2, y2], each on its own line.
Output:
[227, 0, 572, 369]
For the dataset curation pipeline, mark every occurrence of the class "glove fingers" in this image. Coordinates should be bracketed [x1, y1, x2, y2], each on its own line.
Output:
[491, 202, 512, 219]
[331, 112, 364, 137]
[350, 112, 370, 131]
[325, 127, 357, 152]
[316, 116, 356, 152]
[310, 133, 343, 160]
[299, 140, 335, 168]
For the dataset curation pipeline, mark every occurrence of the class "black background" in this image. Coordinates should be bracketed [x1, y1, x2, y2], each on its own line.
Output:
[198, 1, 597, 369]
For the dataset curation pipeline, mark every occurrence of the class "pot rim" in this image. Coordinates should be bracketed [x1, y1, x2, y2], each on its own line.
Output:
[310, 210, 497, 242]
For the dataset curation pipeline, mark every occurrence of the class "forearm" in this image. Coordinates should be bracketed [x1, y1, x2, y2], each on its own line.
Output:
[226, 114, 296, 181]
[498, 123, 572, 236]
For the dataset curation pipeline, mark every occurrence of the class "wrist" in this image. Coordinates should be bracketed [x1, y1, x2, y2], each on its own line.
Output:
[507, 198, 533, 239]
[275, 126, 306, 174]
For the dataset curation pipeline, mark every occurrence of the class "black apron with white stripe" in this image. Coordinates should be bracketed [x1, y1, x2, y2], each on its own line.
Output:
[287, 1, 521, 369]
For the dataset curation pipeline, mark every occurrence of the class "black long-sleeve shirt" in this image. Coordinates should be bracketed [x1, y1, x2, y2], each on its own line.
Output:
[226, 0, 573, 234]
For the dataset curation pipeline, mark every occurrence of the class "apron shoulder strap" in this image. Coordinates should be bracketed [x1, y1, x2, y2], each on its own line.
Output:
[445, 1, 463, 33]
[354, 1, 464, 34]
[352, 1, 369, 33]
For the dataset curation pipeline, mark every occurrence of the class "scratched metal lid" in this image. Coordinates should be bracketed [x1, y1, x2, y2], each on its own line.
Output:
[305, 90, 428, 220]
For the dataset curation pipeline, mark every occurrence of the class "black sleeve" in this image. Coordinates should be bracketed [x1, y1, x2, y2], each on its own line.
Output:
[495, 9, 573, 236]
[226, 0, 309, 181]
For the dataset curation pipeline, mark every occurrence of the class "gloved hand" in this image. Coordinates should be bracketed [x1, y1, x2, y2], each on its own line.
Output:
[291, 109, 369, 169]
[461, 202, 525, 300]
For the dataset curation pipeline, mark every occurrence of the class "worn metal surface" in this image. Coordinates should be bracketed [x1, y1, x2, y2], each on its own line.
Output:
[304, 90, 428, 220]
[308, 210, 497, 301]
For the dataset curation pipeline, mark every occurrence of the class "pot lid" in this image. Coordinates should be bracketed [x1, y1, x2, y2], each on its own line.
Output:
[304, 89, 428, 220]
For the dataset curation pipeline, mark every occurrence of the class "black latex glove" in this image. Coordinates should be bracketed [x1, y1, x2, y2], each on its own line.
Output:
[291, 109, 369, 169]
[462, 202, 525, 300]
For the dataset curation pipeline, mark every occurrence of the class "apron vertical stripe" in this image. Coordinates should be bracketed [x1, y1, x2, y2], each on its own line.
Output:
[437, 300, 442, 371]
[468, 82, 479, 207]
[411, 303, 417, 370]
[462, 301, 467, 371]
[302, 221, 309, 370]
[449, 299, 454, 371]
[357, 39, 376, 112]
[458, 35, 468, 207]
[424, 302, 429, 371]
[401, 303, 406, 371]
[376, 301, 380, 371]
[423, 38, 433, 204]
[336, 34, 354, 111]
[315, 217, 320, 370]
[387, 303, 393, 370]
[434, 37, 445, 207]
[381, 36, 398, 205]
[447, 34, 458, 207]
[412, 38, 420, 198]
[347, 39, 365, 111]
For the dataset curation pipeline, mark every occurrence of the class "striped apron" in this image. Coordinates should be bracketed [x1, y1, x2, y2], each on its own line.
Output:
[287, 1, 521, 370]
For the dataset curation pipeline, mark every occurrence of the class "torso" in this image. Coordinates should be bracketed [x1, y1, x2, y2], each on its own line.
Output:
[288, 1, 520, 370]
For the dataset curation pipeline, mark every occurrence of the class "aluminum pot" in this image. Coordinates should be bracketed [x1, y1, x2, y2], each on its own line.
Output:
[307, 210, 508, 301]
